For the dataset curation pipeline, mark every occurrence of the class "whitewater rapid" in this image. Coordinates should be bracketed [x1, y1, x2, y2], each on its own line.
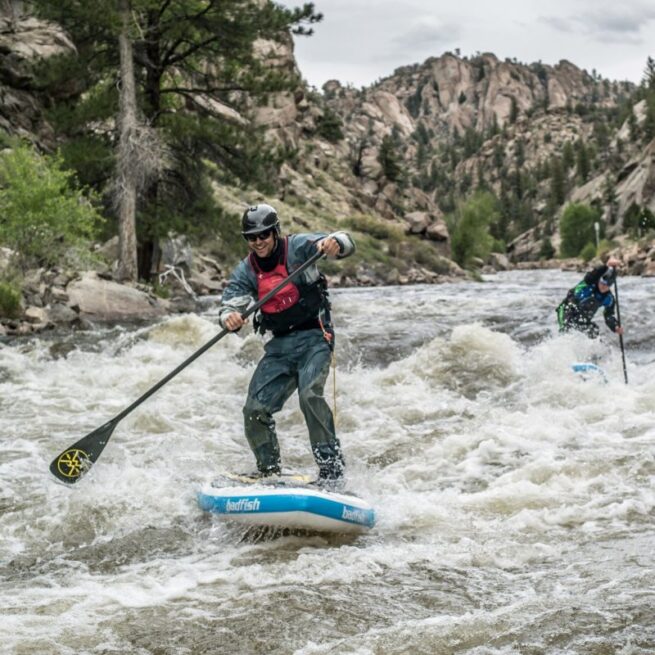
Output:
[1, 269, 654, 654]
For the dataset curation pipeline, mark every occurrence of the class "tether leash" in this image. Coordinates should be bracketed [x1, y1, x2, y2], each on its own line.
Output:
[318, 316, 337, 424]
[331, 349, 337, 426]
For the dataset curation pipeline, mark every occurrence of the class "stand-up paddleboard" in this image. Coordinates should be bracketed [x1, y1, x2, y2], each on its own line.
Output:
[571, 362, 608, 383]
[197, 472, 375, 534]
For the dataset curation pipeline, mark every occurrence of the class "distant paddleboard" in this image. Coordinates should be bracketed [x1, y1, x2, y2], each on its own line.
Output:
[571, 362, 608, 383]
[197, 472, 376, 534]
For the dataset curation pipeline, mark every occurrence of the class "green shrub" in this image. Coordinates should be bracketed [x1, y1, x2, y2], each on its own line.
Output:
[343, 215, 404, 240]
[0, 144, 102, 269]
[580, 242, 597, 262]
[448, 191, 498, 268]
[316, 108, 344, 143]
[409, 240, 453, 274]
[596, 238, 617, 260]
[0, 280, 21, 318]
[623, 202, 655, 237]
[559, 203, 601, 258]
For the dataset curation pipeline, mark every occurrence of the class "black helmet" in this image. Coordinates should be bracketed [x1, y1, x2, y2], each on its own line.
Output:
[241, 204, 280, 236]
[600, 267, 616, 287]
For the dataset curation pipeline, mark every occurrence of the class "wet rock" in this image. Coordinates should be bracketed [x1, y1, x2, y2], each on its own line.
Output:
[66, 272, 166, 321]
[488, 252, 510, 271]
[24, 306, 46, 323]
[48, 302, 77, 324]
[49, 341, 77, 359]
[169, 296, 198, 313]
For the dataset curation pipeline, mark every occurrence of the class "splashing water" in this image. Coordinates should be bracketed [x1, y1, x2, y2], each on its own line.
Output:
[1, 270, 654, 654]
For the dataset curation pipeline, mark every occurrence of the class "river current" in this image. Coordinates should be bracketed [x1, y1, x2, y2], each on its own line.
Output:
[1, 269, 654, 654]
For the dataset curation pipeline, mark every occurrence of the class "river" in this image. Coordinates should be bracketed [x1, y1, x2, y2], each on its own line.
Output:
[1, 269, 654, 654]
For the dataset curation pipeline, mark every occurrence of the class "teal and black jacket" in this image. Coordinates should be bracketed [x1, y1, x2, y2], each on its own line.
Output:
[556, 265, 619, 334]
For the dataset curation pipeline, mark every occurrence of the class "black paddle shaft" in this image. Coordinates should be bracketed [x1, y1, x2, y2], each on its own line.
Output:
[614, 278, 628, 385]
[49, 249, 325, 484]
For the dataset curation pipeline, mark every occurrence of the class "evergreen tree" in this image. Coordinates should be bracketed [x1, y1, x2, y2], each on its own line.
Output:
[562, 141, 575, 171]
[509, 96, 519, 124]
[378, 134, 404, 184]
[514, 139, 525, 167]
[476, 161, 487, 191]
[628, 109, 639, 142]
[575, 139, 590, 182]
[32, 0, 321, 277]
[549, 156, 566, 205]
[624, 202, 655, 236]
[316, 107, 344, 143]
[493, 142, 505, 170]
[643, 92, 655, 142]
[643, 56, 655, 90]
[603, 175, 619, 224]
[593, 120, 610, 154]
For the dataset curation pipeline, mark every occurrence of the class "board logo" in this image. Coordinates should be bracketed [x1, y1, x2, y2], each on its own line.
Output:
[342, 506, 370, 524]
[57, 448, 90, 478]
[225, 498, 261, 512]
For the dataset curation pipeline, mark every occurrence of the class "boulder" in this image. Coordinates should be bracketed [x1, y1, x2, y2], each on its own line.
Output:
[66, 272, 166, 321]
[405, 211, 430, 234]
[426, 220, 449, 242]
[48, 302, 77, 324]
[188, 270, 222, 294]
[24, 305, 47, 324]
[488, 252, 510, 271]
[642, 260, 655, 277]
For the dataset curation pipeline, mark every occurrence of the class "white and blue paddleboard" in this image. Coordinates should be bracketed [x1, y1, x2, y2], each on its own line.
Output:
[571, 362, 608, 383]
[197, 472, 376, 534]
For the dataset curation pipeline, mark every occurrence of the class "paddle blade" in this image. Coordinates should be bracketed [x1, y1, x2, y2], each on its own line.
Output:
[49, 420, 117, 484]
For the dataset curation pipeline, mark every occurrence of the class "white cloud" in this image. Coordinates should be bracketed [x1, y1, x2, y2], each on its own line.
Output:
[284, 0, 655, 88]
[540, 3, 655, 44]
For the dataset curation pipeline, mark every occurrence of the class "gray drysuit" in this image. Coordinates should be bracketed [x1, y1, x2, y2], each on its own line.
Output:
[218, 231, 355, 479]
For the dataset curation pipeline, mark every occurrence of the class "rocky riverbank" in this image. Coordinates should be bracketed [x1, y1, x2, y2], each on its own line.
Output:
[1, 236, 653, 339]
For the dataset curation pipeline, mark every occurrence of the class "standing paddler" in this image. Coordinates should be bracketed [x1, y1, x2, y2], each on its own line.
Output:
[218, 204, 355, 486]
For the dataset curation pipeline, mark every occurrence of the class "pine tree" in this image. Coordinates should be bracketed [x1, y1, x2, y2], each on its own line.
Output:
[509, 97, 519, 124]
[643, 92, 655, 142]
[628, 110, 639, 142]
[643, 56, 655, 90]
[603, 175, 619, 224]
[550, 156, 566, 206]
[32, 0, 321, 277]
[378, 135, 404, 184]
[576, 139, 590, 182]
[562, 141, 575, 171]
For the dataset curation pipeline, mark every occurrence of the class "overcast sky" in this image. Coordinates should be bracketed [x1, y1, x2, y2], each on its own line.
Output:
[282, 0, 655, 89]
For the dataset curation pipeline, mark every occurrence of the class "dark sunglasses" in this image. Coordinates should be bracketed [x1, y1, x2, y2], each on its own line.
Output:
[245, 229, 274, 243]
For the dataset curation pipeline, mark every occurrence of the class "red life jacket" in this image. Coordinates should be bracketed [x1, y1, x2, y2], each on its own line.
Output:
[250, 237, 301, 314]
[248, 236, 328, 336]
